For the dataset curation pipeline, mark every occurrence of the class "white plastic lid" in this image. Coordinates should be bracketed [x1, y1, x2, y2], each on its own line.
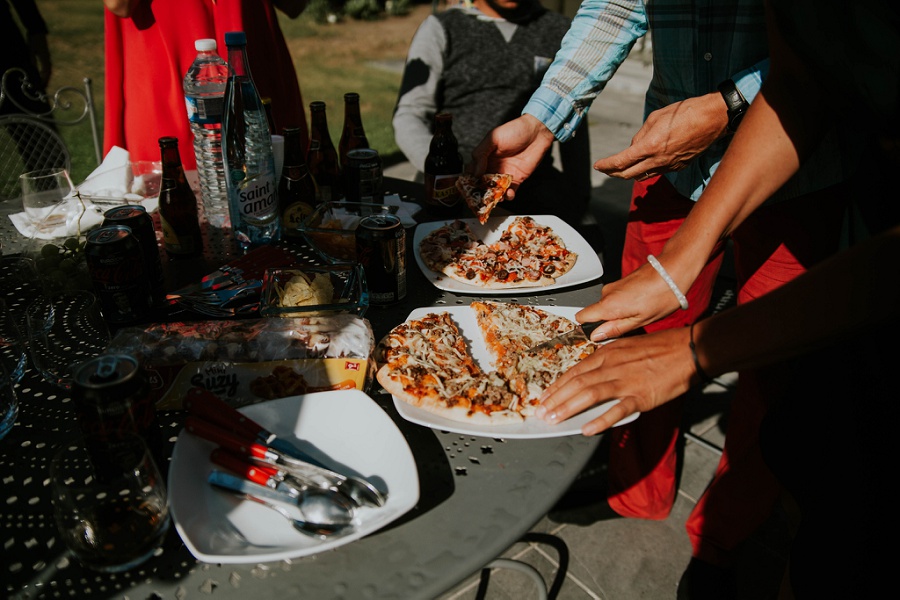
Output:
[194, 39, 217, 52]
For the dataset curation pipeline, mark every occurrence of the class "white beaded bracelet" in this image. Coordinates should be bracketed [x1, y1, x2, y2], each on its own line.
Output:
[647, 254, 689, 310]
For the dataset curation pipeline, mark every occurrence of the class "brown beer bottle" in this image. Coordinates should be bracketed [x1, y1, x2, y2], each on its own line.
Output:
[279, 126, 319, 238]
[158, 136, 202, 257]
[424, 112, 464, 218]
[306, 101, 342, 204]
[338, 92, 370, 170]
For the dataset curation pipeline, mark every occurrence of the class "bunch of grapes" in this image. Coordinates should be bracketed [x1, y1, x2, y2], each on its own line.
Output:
[33, 237, 93, 294]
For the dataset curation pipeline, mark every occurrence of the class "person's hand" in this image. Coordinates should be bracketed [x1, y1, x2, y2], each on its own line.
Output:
[535, 327, 696, 436]
[469, 114, 555, 200]
[27, 33, 52, 88]
[593, 93, 728, 181]
[575, 260, 688, 342]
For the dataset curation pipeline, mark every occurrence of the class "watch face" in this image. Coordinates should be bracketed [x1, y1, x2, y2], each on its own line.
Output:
[728, 105, 746, 133]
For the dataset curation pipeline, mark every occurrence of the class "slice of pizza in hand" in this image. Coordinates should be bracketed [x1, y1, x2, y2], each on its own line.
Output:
[456, 173, 514, 224]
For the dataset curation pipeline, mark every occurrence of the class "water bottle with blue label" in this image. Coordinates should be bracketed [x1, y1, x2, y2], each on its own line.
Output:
[221, 31, 280, 249]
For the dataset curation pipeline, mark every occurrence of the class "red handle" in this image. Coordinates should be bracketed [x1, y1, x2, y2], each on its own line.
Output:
[184, 387, 267, 440]
[185, 416, 270, 461]
[210, 448, 279, 487]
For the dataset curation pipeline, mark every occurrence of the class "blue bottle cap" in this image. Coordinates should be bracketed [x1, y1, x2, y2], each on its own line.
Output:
[224, 31, 246, 46]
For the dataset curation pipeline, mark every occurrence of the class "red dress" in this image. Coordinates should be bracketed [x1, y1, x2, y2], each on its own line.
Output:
[103, 0, 307, 170]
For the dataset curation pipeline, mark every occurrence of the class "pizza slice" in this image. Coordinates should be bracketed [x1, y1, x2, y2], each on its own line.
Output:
[470, 300, 597, 408]
[376, 311, 524, 424]
[456, 173, 514, 224]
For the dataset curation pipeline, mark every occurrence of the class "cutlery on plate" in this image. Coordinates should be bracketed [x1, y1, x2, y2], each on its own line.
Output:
[186, 416, 388, 508]
[185, 386, 317, 465]
[211, 447, 307, 497]
[207, 470, 355, 538]
[526, 321, 605, 353]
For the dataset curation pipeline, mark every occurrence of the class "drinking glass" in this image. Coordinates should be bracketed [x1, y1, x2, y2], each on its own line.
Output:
[50, 433, 170, 572]
[26, 291, 110, 389]
[19, 168, 77, 233]
[0, 299, 26, 440]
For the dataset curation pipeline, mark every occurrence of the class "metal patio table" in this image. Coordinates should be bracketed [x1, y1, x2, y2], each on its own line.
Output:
[1, 178, 604, 600]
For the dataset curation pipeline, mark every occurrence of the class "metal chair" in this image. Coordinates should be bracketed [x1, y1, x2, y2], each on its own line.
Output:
[0, 67, 101, 202]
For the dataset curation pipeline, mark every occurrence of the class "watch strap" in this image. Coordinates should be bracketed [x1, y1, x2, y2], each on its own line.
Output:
[717, 79, 749, 133]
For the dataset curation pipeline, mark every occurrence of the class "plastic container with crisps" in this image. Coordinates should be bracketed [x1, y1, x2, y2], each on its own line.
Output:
[259, 264, 368, 318]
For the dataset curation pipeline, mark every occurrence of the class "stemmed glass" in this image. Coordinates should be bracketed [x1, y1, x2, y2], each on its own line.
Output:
[50, 433, 170, 572]
[25, 291, 110, 390]
[19, 168, 79, 234]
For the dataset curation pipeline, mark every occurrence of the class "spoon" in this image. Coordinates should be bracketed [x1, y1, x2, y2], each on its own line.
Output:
[241, 492, 354, 538]
[208, 470, 355, 537]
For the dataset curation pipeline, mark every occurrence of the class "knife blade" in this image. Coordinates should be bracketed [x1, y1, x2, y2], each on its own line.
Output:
[526, 321, 605, 353]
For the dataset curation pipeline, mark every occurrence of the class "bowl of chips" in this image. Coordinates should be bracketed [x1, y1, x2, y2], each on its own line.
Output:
[299, 201, 400, 264]
[259, 264, 368, 318]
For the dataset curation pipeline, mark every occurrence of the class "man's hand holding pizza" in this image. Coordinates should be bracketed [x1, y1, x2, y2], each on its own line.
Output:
[469, 114, 556, 201]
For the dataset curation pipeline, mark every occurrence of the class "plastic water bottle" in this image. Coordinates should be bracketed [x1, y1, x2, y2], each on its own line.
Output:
[183, 39, 230, 230]
[221, 31, 280, 249]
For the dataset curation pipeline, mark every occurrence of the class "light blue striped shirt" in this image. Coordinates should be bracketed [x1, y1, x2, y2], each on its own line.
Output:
[525, 0, 852, 201]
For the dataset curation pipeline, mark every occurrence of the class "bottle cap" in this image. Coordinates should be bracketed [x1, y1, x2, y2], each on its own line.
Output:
[194, 38, 217, 52]
[224, 31, 247, 46]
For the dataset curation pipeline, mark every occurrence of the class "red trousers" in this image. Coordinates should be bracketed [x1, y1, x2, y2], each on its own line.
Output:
[607, 176, 848, 565]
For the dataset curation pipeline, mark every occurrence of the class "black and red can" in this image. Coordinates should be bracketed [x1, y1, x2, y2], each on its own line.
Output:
[102, 204, 164, 303]
[85, 225, 152, 324]
[355, 213, 406, 305]
[72, 354, 163, 471]
[344, 148, 383, 204]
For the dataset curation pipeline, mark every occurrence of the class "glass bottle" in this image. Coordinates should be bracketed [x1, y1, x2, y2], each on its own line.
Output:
[279, 126, 319, 238]
[182, 38, 230, 230]
[306, 101, 342, 204]
[338, 92, 370, 169]
[222, 31, 280, 250]
[424, 112, 464, 218]
[157, 136, 202, 257]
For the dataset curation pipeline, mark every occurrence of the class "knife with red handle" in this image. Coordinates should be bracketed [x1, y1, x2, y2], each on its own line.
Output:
[185, 415, 386, 507]
[184, 386, 325, 466]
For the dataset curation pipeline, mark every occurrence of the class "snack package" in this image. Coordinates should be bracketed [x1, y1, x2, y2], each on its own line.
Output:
[106, 316, 375, 410]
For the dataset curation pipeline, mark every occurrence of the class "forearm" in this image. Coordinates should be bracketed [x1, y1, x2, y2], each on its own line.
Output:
[525, 0, 646, 142]
[695, 224, 900, 375]
[657, 6, 829, 293]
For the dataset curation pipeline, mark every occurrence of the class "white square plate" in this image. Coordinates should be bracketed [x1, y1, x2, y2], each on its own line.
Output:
[390, 306, 639, 438]
[412, 215, 604, 295]
[168, 390, 419, 564]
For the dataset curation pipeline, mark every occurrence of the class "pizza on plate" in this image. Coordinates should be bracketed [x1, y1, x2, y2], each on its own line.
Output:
[376, 301, 596, 425]
[456, 173, 514, 224]
[418, 216, 577, 289]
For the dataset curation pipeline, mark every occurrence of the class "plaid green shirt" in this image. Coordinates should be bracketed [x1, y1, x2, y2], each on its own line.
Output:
[526, 0, 850, 201]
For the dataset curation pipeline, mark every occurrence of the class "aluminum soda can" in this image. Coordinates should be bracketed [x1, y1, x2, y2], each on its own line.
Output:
[355, 213, 406, 305]
[102, 204, 164, 303]
[344, 148, 383, 203]
[85, 225, 152, 324]
[72, 354, 163, 472]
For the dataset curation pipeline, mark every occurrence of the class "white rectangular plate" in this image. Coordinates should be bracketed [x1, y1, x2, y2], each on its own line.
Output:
[168, 390, 420, 564]
[413, 215, 604, 295]
[390, 305, 639, 439]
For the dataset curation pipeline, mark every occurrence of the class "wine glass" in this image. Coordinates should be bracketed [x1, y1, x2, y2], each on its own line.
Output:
[50, 432, 170, 572]
[25, 291, 110, 389]
[19, 168, 78, 233]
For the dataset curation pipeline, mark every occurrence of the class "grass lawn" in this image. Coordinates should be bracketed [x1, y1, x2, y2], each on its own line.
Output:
[33, 0, 433, 183]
